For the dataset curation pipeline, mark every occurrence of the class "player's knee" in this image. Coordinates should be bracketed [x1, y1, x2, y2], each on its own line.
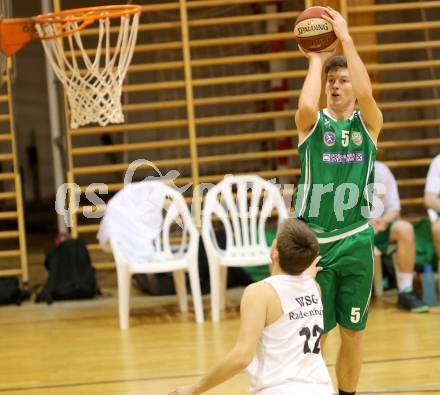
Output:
[432, 220, 440, 240]
[392, 220, 414, 243]
[339, 327, 365, 344]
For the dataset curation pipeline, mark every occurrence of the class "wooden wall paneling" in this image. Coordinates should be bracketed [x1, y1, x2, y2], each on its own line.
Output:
[55, 0, 440, 270]
[0, 60, 28, 284]
[57, 0, 191, 270]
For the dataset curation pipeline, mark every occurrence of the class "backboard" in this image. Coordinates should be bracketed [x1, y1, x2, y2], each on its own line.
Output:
[0, 0, 11, 77]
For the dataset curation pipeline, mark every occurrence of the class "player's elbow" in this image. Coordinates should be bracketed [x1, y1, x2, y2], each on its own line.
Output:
[237, 355, 254, 369]
[232, 346, 255, 368]
[236, 356, 252, 369]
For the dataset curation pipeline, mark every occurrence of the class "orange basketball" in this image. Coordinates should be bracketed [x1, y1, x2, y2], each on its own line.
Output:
[294, 6, 337, 52]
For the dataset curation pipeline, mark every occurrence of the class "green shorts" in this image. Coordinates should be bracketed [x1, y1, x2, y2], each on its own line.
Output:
[374, 222, 394, 256]
[315, 222, 375, 333]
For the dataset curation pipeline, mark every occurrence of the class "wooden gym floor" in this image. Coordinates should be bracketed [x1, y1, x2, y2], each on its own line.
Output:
[0, 280, 439, 395]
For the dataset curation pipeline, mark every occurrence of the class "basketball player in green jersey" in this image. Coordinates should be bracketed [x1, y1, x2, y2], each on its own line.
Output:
[294, 7, 383, 395]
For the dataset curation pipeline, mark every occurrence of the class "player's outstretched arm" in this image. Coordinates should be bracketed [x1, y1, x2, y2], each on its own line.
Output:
[322, 7, 383, 141]
[168, 283, 268, 395]
[302, 255, 322, 279]
[296, 48, 335, 142]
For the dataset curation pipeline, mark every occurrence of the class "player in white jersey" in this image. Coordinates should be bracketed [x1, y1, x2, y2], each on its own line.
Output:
[424, 154, 440, 258]
[169, 219, 333, 395]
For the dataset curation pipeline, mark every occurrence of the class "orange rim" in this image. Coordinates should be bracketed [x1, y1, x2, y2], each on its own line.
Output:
[32, 4, 142, 40]
[33, 4, 142, 24]
[0, 5, 142, 57]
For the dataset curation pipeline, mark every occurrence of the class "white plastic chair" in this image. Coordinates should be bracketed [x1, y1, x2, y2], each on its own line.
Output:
[202, 175, 289, 322]
[109, 183, 203, 329]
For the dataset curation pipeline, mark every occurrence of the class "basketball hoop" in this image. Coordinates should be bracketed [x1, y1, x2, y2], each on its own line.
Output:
[0, 5, 142, 128]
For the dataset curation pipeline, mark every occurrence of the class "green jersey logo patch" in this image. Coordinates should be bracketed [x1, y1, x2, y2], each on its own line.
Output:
[351, 131, 363, 146]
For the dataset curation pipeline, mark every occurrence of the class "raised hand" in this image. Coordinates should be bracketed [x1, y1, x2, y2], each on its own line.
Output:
[321, 7, 351, 42]
[303, 256, 323, 279]
[368, 218, 387, 235]
[298, 44, 336, 63]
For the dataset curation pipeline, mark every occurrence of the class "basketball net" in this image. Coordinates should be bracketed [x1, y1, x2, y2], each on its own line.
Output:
[34, 12, 140, 129]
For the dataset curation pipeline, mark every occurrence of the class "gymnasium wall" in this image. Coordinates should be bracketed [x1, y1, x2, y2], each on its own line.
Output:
[13, 1, 55, 202]
[5, 0, 440, 270]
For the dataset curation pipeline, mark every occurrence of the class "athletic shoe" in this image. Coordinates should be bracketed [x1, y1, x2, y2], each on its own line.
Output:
[397, 291, 429, 313]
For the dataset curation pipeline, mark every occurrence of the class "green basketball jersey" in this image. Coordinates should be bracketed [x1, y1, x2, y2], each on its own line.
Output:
[294, 109, 377, 232]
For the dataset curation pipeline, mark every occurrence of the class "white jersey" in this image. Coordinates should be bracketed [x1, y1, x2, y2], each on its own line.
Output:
[370, 161, 401, 219]
[425, 154, 440, 195]
[246, 274, 332, 394]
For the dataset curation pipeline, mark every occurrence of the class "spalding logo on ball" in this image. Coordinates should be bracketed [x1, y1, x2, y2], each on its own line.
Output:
[294, 6, 338, 52]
